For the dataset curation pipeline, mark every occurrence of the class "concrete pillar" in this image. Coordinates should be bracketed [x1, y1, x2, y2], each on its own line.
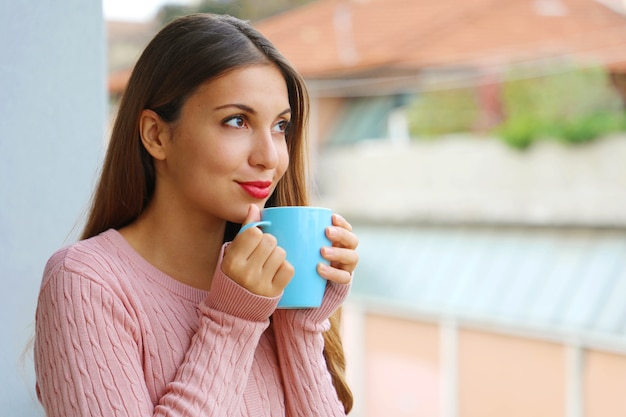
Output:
[0, 1, 105, 414]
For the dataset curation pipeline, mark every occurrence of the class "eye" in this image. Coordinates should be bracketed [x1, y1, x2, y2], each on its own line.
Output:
[224, 115, 247, 128]
[272, 119, 290, 133]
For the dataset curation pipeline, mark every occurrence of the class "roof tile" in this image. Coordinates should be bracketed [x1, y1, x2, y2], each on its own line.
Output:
[254, 0, 626, 77]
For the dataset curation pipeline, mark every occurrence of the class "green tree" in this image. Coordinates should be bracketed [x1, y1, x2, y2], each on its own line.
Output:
[496, 65, 626, 149]
[405, 64, 626, 150]
[157, 0, 315, 25]
[407, 87, 479, 138]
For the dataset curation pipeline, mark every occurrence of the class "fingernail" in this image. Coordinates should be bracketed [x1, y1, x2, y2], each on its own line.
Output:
[327, 227, 337, 237]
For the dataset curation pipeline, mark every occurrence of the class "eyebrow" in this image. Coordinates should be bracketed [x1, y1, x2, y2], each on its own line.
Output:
[214, 103, 291, 117]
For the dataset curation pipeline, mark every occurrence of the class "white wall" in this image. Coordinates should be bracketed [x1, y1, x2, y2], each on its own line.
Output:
[0, 1, 105, 414]
[317, 134, 626, 227]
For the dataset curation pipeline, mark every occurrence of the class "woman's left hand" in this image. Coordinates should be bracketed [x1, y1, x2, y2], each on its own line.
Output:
[318, 213, 359, 285]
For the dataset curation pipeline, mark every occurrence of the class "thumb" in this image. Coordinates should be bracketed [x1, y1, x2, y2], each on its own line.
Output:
[242, 204, 261, 226]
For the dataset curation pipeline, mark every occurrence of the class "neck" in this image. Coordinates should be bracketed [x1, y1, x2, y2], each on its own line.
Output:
[119, 201, 226, 292]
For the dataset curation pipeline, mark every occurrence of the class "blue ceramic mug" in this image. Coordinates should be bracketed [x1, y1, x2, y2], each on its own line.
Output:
[239, 206, 332, 308]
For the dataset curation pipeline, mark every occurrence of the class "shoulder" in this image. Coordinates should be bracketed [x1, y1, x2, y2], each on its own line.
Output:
[37, 230, 144, 344]
[42, 229, 125, 289]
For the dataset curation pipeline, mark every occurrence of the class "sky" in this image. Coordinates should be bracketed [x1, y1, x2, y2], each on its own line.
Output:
[103, 0, 193, 21]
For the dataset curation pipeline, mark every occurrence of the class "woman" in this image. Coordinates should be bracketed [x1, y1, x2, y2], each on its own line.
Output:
[34, 13, 358, 416]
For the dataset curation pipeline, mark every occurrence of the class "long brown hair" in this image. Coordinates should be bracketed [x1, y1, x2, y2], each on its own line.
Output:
[82, 14, 352, 413]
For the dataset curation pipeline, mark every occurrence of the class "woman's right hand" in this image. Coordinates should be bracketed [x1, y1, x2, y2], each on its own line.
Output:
[221, 204, 294, 298]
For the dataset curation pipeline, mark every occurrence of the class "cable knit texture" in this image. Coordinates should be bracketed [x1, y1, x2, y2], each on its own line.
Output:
[34, 229, 350, 417]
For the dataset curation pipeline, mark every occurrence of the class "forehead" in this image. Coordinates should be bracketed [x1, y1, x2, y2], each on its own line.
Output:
[192, 64, 290, 107]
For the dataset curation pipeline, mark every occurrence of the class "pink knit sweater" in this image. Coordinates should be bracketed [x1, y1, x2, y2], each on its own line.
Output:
[34, 229, 350, 416]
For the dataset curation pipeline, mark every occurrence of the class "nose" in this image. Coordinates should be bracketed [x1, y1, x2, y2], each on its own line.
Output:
[249, 128, 279, 169]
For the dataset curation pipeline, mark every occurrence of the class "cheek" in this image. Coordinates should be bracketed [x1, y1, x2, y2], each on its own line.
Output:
[278, 142, 290, 177]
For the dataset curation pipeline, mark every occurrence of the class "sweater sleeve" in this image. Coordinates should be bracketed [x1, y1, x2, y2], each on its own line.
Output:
[34, 246, 280, 417]
[271, 280, 351, 417]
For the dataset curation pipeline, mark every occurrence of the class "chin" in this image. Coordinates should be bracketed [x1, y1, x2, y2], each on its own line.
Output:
[228, 202, 264, 225]
[227, 214, 247, 225]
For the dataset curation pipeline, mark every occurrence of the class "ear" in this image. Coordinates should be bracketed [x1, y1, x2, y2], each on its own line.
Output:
[139, 109, 170, 161]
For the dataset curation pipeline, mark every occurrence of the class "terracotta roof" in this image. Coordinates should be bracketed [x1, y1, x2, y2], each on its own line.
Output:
[107, 0, 626, 93]
[254, 0, 626, 78]
[108, 68, 133, 95]
[106, 20, 157, 94]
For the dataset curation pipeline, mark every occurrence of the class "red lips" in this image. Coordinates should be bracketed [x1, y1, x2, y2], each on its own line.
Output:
[238, 180, 272, 199]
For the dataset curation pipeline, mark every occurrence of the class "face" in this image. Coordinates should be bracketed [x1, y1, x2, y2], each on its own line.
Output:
[149, 64, 291, 225]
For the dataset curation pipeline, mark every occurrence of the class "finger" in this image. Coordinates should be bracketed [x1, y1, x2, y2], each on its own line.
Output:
[230, 224, 265, 257]
[332, 213, 353, 232]
[243, 203, 261, 226]
[317, 262, 352, 285]
[231, 203, 264, 253]
[226, 233, 284, 295]
[320, 246, 359, 273]
[272, 259, 295, 290]
[247, 233, 279, 267]
[262, 243, 286, 269]
[326, 226, 359, 250]
[222, 226, 265, 278]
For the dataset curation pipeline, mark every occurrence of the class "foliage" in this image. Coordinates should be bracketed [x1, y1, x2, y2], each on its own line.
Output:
[406, 87, 479, 137]
[157, 0, 316, 25]
[551, 112, 626, 145]
[405, 64, 626, 150]
[495, 65, 626, 149]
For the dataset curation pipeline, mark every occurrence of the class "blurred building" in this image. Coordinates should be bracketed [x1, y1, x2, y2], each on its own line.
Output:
[104, 1, 626, 415]
[106, 20, 159, 128]
[252, 1, 626, 417]
[255, 0, 626, 144]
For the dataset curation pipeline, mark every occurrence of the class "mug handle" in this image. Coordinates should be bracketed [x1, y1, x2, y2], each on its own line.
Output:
[238, 220, 271, 234]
